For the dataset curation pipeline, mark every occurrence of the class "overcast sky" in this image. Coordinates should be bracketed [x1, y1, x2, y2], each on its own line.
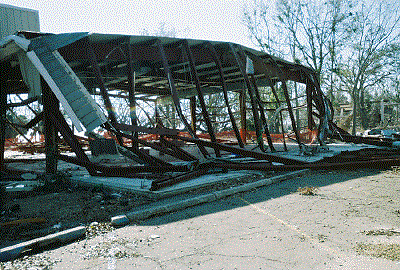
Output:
[2, 0, 257, 48]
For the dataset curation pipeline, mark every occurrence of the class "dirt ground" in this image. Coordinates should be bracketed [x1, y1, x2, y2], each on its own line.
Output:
[2, 168, 400, 269]
[0, 182, 154, 247]
[0, 159, 272, 249]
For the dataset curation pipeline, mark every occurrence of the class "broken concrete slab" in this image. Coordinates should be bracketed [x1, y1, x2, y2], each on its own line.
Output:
[5, 181, 43, 193]
[123, 169, 308, 221]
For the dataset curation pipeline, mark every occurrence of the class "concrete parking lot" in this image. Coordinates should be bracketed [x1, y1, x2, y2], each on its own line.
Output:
[3, 168, 400, 269]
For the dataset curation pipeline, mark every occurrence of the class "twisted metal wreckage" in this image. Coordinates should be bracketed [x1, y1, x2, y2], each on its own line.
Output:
[0, 32, 399, 190]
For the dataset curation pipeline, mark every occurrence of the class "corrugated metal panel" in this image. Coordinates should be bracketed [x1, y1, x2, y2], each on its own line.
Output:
[0, 4, 39, 39]
[27, 36, 107, 132]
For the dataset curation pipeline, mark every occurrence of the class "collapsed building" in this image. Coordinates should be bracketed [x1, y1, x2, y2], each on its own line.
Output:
[1, 5, 399, 191]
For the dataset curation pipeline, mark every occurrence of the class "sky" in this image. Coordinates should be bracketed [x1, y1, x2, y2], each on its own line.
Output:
[1, 0, 258, 48]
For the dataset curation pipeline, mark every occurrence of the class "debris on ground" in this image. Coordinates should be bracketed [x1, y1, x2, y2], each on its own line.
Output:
[0, 254, 61, 270]
[362, 229, 400, 236]
[355, 243, 400, 261]
[297, 186, 319, 195]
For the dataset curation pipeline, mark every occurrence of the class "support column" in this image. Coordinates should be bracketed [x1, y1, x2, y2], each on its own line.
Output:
[85, 38, 124, 146]
[230, 44, 265, 151]
[0, 62, 8, 171]
[190, 96, 196, 132]
[282, 81, 302, 149]
[239, 89, 247, 145]
[42, 77, 58, 174]
[127, 40, 138, 149]
[205, 41, 244, 148]
[182, 40, 220, 157]
[156, 39, 209, 158]
[249, 74, 276, 152]
[306, 80, 315, 130]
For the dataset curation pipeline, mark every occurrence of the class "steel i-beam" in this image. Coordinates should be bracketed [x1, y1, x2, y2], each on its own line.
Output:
[229, 43, 265, 152]
[182, 40, 220, 157]
[156, 39, 209, 158]
[205, 41, 244, 148]
[126, 38, 139, 149]
[84, 38, 124, 146]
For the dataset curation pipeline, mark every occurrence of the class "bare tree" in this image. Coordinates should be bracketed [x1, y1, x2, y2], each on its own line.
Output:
[244, 0, 400, 134]
[244, 0, 351, 81]
[334, 2, 400, 133]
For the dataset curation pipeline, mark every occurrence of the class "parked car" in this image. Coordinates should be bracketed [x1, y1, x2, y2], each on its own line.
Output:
[363, 129, 400, 139]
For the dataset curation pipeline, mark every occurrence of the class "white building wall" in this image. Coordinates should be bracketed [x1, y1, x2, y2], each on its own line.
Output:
[0, 4, 40, 39]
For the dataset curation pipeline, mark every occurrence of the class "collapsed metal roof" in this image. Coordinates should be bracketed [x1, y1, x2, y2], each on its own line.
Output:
[1, 31, 397, 190]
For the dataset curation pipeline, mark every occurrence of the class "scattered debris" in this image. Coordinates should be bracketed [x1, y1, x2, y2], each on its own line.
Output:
[0, 217, 46, 227]
[362, 229, 400, 237]
[356, 243, 400, 261]
[297, 186, 319, 196]
[0, 254, 61, 270]
[4, 181, 43, 193]
[85, 222, 114, 239]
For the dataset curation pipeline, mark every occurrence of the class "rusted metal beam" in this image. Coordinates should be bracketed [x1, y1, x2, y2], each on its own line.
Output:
[7, 111, 43, 130]
[281, 81, 302, 150]
[209, 157, 400, 171]
[168, 134, 306, 165]
[7, 96, 39, 108]
[41, 77, 58, 174]
[205, 41, 244, 148]
[249, 74, 276, 152]
[103, 122, 168, 166]
[0, 62, 7, 171]
[159, 136, 198, 161]
[245, 52, 300, 150]
[49, 108, 97, 175]
[150, 169, 209, 191]
[239, 89, 247, 144]
[156, 39, 209, 158]
[85, 38, 124, 146]
[58, 153, 187, 174]
[237, 46, 275, 151]
[113, 123, 178, 136]
[182, 40, 220, 157]
[127, 39, 139, 150]
[268, 83, 287, 151]
[190, 96, 196, 132]
[230, 43, 265, 152]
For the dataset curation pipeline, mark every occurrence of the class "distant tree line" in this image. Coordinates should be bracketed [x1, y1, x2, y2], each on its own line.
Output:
[244, 0, 400, 134]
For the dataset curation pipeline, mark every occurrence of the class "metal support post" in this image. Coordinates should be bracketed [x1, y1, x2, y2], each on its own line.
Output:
[0, 62, 8, 171]
[306, 80, 315, 130]
[42, 77, 58, 174]
[205, 41, 244, 148]
[127, 39, 139, 149]
[156, 39, 209, 158]
[249, 74, 276, 152]
[49, 109, 97, 175]
[282, 81, 302, 150]
[239, 89, 247, 144]
[182, 40, 220, 157]
[84, 38, 124, 145]
[190, 96, 196, 132]
[230, 43, 265, 152]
